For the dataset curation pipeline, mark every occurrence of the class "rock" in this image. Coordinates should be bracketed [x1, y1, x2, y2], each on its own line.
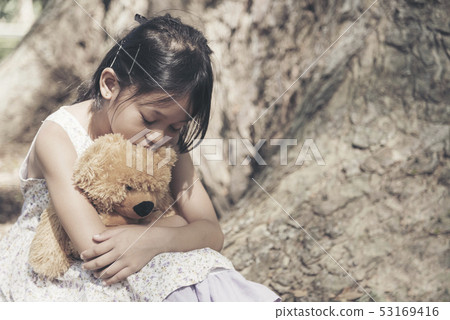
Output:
[405, 152, 439, 175]
[292, 289, 308, 298]
[0, 187, 23, 224]
[373, 147, 404, 169]
[334, 287, 365, 301]
[438, 169, 450, 187]
[352, 127, 370, 149]
[386, 179, 404, 196]
[342, 159, 361, 178]
[273, 272, 293, 288]
[360, 156, 383, 174]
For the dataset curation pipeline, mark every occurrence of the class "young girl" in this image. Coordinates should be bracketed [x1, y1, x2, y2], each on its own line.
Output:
[0, 13, 280, 302]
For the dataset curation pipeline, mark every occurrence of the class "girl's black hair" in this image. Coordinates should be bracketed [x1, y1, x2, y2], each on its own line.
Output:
[75, 13, 213, 153]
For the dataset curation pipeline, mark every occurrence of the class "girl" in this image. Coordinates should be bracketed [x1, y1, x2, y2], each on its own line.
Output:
[0, 13, 280, 302]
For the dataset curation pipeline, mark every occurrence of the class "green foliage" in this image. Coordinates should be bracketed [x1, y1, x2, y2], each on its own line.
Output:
[0, 37, 20, 60]
[0, 0, 47, 22]
[0, 0, 48, 62]
[0, 0, 18, 21]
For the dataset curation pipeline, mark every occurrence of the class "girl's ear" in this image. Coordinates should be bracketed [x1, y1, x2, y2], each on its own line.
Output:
[99, 67, 120, 101]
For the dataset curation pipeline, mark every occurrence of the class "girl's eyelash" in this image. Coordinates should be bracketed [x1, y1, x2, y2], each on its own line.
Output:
[142, 115, 183, 131]
[142, 117, 154, 125]
[170, 126, 182, 132]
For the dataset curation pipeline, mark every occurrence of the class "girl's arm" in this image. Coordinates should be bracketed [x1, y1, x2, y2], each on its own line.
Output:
[86, 151, 224, 252]
[130, 151, 222, 249]
[81, 151, 225, 285]
[163, 151, 225, 252]
[34, 121, 107, 253]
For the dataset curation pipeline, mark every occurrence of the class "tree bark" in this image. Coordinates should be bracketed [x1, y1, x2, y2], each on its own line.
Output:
[206, 0, 449, 301]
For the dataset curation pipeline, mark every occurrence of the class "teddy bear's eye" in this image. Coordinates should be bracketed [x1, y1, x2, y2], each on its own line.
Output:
[126, 185, 133, 191]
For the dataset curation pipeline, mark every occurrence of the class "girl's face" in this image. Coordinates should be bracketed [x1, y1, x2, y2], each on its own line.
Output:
[107, 89, 192, 149]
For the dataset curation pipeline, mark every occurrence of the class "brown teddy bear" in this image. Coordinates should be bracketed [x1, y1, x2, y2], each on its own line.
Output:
[28, 133, 178, 279]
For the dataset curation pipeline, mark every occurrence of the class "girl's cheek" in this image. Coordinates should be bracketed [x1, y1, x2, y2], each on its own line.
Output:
[162, 136, 178, 149]
[171, 133, 181, 145]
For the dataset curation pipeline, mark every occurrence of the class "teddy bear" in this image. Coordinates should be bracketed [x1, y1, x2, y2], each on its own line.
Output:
[28, 133, 178, 279]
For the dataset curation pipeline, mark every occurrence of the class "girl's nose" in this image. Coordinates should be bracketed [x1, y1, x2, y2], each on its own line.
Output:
[145, 130, 163, 144]
[144, 130, 172, 149]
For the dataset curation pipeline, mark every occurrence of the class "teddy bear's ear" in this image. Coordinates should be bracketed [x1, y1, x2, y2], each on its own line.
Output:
[72, 133, 128, 209]
[74, 134, 125, 173]
[72, 165, 96, 191]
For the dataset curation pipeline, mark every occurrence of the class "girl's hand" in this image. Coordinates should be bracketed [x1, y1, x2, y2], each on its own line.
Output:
[80, 225, 161, 285]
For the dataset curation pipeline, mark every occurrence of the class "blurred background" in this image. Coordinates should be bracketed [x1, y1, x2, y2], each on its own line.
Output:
[0, 0, 449, 301]
[0, 0, 44, 239]
[0, 0, 42, 60]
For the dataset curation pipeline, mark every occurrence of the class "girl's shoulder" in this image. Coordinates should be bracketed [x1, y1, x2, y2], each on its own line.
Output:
[62, 100, 92, 134]
[26, 101, 93, 180]
[26, 118, 77, 179]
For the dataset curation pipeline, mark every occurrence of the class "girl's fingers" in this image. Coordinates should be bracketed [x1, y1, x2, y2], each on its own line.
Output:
[92, 227, 123, 242]
[103, 267, 133, 286]
[80, 239, 114, 261]
[93, 260, 123, 280]
[82, 248, 118, 271]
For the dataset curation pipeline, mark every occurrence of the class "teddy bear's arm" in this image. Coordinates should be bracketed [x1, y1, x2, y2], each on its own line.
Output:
[100, 212, 138, 226]
[29, 204, 77, 279]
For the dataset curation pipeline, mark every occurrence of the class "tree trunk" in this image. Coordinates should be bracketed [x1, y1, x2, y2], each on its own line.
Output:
[204, 0, 449, 301]
[1, 0, 449, 301]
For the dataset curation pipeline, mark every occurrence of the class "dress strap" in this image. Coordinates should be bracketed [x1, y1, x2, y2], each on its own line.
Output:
[44, 106, 93, 157]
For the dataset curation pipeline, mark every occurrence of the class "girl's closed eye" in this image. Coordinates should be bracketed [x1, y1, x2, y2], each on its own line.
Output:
[170, 125, 183, 132]
[142, 116, 155, 126]
[142, 114, 183, 133]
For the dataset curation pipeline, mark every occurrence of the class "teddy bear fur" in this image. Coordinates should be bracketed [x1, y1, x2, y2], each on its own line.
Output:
[28, 133, 178, 279]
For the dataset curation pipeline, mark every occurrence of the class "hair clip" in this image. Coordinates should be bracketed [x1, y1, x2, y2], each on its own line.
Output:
[135, 14, 148, 24]
[110, 39, 126, 68]
[128, 44, 141, 75]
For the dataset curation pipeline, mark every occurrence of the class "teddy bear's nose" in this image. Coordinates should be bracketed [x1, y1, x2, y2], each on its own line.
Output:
[133, 201, 154, 217]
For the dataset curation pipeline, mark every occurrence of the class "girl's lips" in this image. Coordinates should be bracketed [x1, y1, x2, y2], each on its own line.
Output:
[137, 138, 152, 148]
[139, 140, 159, 151]
[128, 128, 152, 144]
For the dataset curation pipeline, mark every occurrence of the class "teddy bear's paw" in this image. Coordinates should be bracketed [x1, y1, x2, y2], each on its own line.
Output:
[29, 235, 73, 279]
[29, 254, 71, 280]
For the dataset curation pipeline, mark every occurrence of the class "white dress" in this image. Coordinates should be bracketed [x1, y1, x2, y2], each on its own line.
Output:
[0, 106, 235, 301]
